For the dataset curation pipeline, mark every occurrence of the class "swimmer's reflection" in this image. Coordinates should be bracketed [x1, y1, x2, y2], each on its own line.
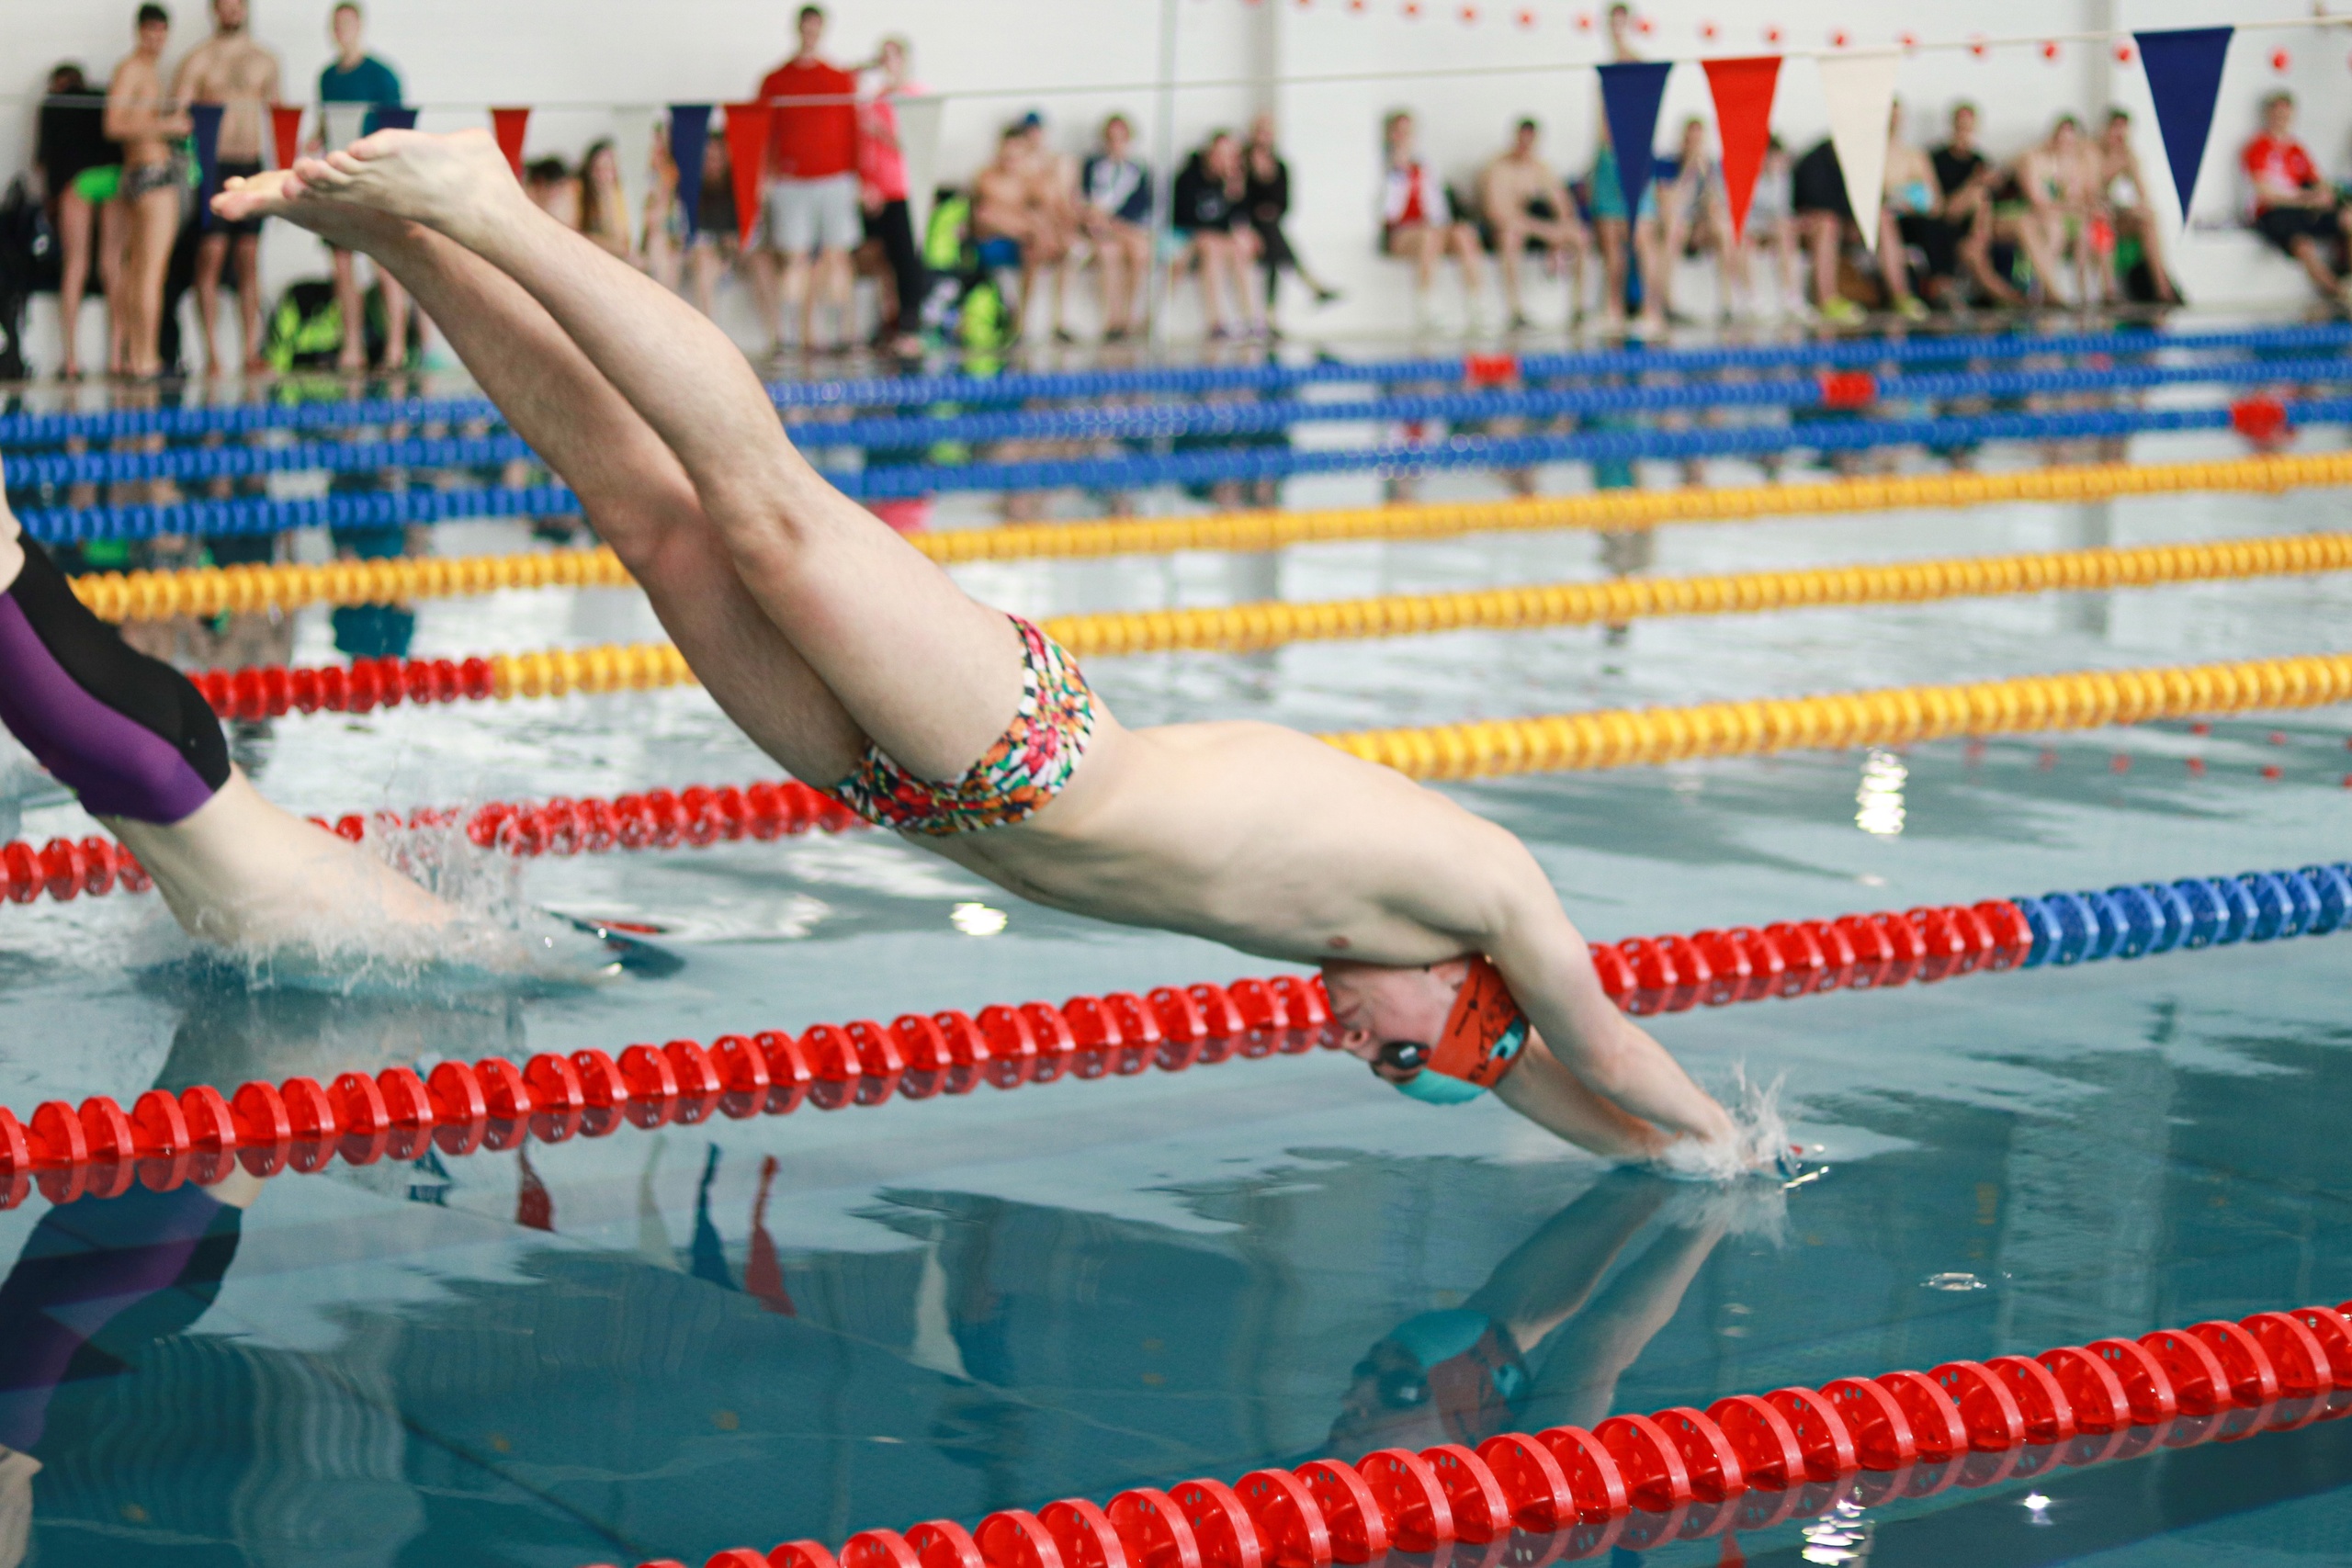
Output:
[1326, 1170, 1730, 1460]
[0, 1168, 262, 1568]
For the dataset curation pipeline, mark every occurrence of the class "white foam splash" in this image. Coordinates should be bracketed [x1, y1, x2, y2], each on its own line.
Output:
[1645, 1065, 1792, 1186]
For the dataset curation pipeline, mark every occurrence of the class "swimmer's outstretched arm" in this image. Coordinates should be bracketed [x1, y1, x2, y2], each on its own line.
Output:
[0, 494, 448, 947]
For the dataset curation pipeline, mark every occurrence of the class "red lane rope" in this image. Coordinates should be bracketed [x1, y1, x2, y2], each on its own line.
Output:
[604, 1302, 2352, 1568]
[0, 893, 2041, 1207]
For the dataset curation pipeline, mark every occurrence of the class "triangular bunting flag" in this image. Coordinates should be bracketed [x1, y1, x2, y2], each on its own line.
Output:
[610, 105, 662, 253]
[2136, 27, 2233, 220]
[895, 95, 944, 243]
[490, 107, 531, 177]
[1817, 51, 1901, 253]
[1597, 61, 1673, 218]
[375, 106, 418, 131]
[669, 105, 714, 236]
[188, 103, 224, 230]
[1702, 56, 1781, 243]
[320, 101, 369, 151]
[268, 103, 304, 171]
[723, 102, 773, 248]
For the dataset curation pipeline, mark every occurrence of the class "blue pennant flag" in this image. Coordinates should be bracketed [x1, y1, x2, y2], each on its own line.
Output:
[1598, 61, 1673, 219]
[188, 103, 224, 231]
[2136, 27, 2233, 218]
[374, 105, 419, 131]
[670, 105, 715, 236]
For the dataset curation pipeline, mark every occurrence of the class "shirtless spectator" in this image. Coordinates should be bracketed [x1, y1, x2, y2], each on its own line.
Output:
[1994, 116, 2099, 307]
[973, 116, 1075, 343]
[1476, 118, 1589, 329]
[1080, 114, 1153, 342]
[105, 4, 191, 378]
[2097, 108, 2179, 305]
[1651, 117, 1735, 326]
[524, 157, 578, 227]
[1929, 103, 2023, 307]
[754, 4, 860, 354]
[2241, 92, 2348, 304]
[172, 0, 281, 375]
[318, 2, 410, 371]
[1382, 110, 1485, 333]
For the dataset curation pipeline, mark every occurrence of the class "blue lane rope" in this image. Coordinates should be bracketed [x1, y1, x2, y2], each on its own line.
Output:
[2013, 863, 2352, 967]
[13, 355, 2352, 491]
[4, 322, 2349, 446]
[20, 395, 2352, 543]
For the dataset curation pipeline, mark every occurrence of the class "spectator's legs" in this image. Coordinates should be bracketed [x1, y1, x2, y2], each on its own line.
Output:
[815, 244, 854, 351]
[377, 269, 412, 370]
[54, 186, 95, 378]
[2121, 211, 2179, 305]
[1446, 221, 1487, 327]
[191, 232, 229, 375]
[1097, 223, 1135, 336]
[1959, 206, 2022, 306]
[1800, 211, 1840, 308]
[232, 234, 264, 372]
[688, 239, 721, 317]
[2288, 234, 2339, 299]
[876, 198, 926, 349]
[332, 246, 368, 371]
[1877, 209, 1915, 304]
[1234, 228, 1266, 332]
[119, 177, 180, 378]
[1638, 211, 1674, 322]
[1194, 231, 1234, 336]
[1494, 219, 1529, 323]
[747, 247, 786, 355]
[99, 198, 130, 375]
[1594, 216, 1628, 323]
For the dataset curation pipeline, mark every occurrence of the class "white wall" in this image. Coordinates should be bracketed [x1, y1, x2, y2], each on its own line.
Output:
[5, 0, 2346, 358]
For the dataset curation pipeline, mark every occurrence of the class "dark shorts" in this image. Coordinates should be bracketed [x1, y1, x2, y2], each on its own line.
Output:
[1791, 150, 1850, 221]
[2254, 205, 2340, 255]
[1897, 213, 1964, 279]
[211, 161, 265, 237]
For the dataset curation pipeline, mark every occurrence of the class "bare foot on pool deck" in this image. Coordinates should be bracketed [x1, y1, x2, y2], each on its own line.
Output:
[231, 130, 526, 250]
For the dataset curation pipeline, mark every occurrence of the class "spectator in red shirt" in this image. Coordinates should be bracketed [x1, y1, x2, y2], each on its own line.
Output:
[2243, 91, 2350, 303]
[752, 4, 861, 353]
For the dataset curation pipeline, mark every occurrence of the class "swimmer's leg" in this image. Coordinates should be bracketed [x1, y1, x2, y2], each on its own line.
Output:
[0, 495, 447, 946]
[237, 183, 869, 784]
[245, 133, 1038, 784]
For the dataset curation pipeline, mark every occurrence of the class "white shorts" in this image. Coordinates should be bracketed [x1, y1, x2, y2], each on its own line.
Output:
[761, 173, 862, 255]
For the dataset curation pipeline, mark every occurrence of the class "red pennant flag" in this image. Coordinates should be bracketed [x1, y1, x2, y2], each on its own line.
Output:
[723, 102, 773, 248]
[1702, 55, 1781, 243]
[268, 102, 305, 172]
[490, 107, 531, 178]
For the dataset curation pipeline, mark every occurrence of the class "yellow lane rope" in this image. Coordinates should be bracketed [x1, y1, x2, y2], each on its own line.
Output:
[439, 532, 2351, 696]
[66, 450, 2352, 623]
[1318, 655, 2352, 780]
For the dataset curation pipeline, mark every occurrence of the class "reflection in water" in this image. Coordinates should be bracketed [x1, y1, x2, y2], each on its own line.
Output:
[1855, 749, 1907, 837]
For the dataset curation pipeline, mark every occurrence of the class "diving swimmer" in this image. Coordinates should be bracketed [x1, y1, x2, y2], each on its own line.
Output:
[16, 130, 1747, 1169]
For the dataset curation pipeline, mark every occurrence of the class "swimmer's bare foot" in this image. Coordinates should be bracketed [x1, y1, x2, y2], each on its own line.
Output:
[276, 129, 526, 251]
[211, 165, 423, 258]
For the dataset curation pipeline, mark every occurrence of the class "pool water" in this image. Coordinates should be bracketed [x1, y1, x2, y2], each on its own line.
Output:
[0, 423, 2349, 1566]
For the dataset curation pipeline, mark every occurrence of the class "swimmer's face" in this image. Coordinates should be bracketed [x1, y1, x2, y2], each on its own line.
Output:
[1321, 959, 1468, 1082]
[1327, 1341, 1453, 1459]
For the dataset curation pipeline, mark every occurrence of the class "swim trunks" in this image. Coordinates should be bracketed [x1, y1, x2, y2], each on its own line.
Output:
[827, 615, 1096, 836]
[120, 158, 183, 204]
[211, 159, 266, 237]
[1387, 955, 1531, 1105]
[0, 536, 229, 824]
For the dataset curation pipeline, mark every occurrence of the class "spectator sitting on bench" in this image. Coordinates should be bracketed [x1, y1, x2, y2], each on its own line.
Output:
[1476, 117, 1589, 329]
[1650, 116, 1736, 327]
[2242, 91, 2350, 306]
[973, 116, 1075, 343]
[1382, 110, 1485, 333]
[1172, 130, 1261, 340]
[2097, 107, 2181, 306]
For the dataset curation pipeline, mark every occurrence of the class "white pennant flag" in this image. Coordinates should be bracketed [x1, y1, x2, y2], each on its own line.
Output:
[609, 104, 662, 255]
[320, 101, 370, 152]
[1816, 51, 1902, 254]
[896, 95, 944, 243]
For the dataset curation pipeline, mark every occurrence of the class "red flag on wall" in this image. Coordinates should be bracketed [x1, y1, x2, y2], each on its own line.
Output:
[1702, 55, 1781, 242]
[268, 103, 305, 171]
[723, 102, 773, 248]
[491, 107, 532, 178]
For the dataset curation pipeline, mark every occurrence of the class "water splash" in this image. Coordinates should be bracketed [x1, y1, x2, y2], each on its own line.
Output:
[1646, 1065, 1792, 1186]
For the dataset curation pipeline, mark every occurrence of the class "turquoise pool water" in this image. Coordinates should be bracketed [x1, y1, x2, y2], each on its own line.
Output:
[0, 420, 2347, 1566]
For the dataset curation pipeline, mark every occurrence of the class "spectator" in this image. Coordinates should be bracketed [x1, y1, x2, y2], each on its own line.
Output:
[858, 35, 928, 355]
[2098, 109, 2180, 305]
[1080, 113, 1153, 342]
[1732, 135, 1800, 318]
[524, 156, 578, 226]
[684, 126, 741, 318]
[754, 3, 861, 353]
[973, 115, 1075, 343]
[1928, 103, 2024, 307]
[1993, 115, 2100, 307]
[1476, 117, 1588, 329]
[172, 0, 281, 376]
[1173, 130, 1261, 339]
[36, 62, 121, 379]
[1651, 116, 1736, 326]
[317, 1, 409, 371]
[1876, 102, 1937, 319]
[1245, 114, 1339, 326]
[578, 138, 633, 261]
[1380, 110, 1485, 333]
[2241, 92, 2347, 304]
[1583, 2, 1643, 323]
[1790, 137, 1857, 322]
[103, 2, 188, 379]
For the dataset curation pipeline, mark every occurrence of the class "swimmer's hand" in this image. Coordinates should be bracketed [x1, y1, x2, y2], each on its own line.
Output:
[212, 164, 420, 255]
